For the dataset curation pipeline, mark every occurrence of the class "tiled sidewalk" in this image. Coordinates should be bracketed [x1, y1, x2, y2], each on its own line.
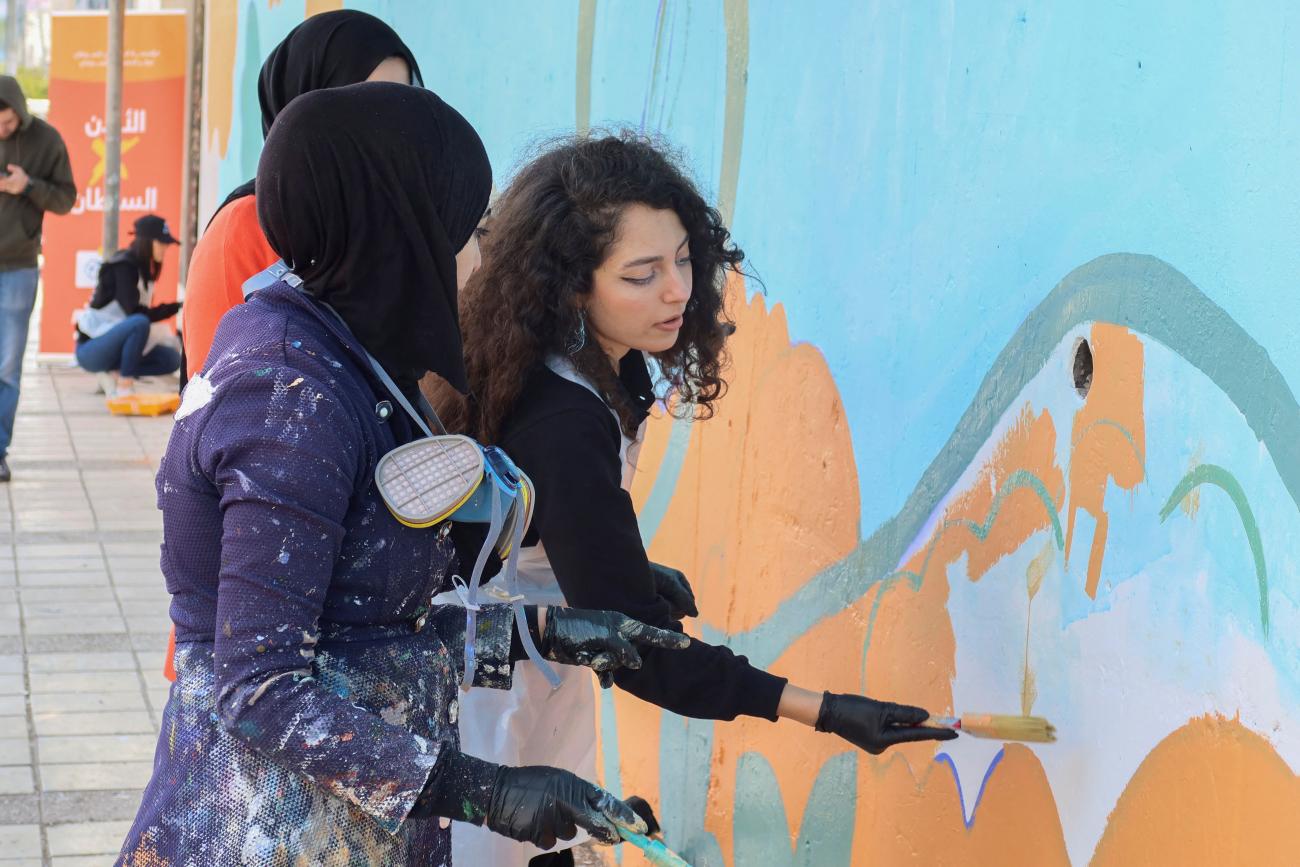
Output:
[0, 358, 177, 866]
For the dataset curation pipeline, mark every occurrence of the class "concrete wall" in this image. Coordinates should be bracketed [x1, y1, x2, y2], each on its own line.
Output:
[200, 3, 1300, 864]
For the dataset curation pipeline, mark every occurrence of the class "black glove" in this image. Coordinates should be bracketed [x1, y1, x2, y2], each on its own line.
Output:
[487, 765, 646, 850]
[649, 561, 698, 619]
[624, 794, 661, 836]
[815, 692, 957, 755]
[541, 607, 689, 687]
[412, 752, 645, 850]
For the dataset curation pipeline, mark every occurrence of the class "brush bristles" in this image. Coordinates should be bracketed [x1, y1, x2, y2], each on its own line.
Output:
[959, 713, 1057, 743]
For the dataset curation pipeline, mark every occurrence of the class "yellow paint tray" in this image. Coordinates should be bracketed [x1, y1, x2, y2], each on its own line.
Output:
[106, 392, 181, 417]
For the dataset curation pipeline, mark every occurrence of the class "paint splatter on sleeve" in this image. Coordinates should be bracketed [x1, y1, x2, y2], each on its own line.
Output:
[426, 602, 515, 691]
[197, 369, 440, 833]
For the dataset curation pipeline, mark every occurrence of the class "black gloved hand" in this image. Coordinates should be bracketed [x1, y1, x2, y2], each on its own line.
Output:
[815, 692, 957, 755]
[541, 607, 689, 687]
[624, 794, 661, 836]
[487, 765, 646, 850]
[649, 561, 698, 619]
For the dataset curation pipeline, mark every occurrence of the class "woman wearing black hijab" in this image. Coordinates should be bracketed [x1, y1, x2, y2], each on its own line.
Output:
[182, 9, 422, 379]
[118, 83, 681, 866]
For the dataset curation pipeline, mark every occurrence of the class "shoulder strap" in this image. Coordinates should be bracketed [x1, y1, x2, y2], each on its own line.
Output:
[242, 260, 449, 437]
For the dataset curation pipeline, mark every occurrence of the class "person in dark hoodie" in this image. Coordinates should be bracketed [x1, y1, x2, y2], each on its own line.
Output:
[0, 75, 75, 482]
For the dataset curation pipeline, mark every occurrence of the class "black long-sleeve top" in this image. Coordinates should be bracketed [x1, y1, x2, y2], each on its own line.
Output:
[80, 252, 180, 337]
[498, 352, 787, 721]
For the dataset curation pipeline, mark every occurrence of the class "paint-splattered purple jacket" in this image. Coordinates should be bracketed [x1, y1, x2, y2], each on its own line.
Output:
[118, 283, 515, 866]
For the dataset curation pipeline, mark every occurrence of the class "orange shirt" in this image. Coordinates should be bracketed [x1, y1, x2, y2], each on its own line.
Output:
[182, 195, 279, 375]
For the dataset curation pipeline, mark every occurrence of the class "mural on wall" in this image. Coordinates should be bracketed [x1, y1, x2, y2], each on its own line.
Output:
[201, 2, 1300, 864]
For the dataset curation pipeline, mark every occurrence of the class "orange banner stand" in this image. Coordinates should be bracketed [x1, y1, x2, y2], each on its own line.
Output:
[39, 11, 187, 356]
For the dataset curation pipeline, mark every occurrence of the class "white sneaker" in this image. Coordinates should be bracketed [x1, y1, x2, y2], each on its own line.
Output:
[94, 372, 116, 395]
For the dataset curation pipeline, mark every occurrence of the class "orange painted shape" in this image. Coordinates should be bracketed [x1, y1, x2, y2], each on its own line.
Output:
[901, 404, 1064, 586]
[1064, 325, 1145, 598]
[305, 0, 346, 14]
[204, 1, 239, 158]
[638, 275, 861, 636]
[1092, 715, 1300, 865]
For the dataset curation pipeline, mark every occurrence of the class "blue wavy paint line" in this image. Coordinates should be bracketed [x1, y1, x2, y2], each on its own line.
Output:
[601, 687, 625, 865]
[639, 416, 694, 547]
[933, 748, 1006, 830]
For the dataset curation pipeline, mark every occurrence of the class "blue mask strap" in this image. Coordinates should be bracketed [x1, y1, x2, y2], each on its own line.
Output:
[503, 500, 560, 688]
[460, 485, 506, 689]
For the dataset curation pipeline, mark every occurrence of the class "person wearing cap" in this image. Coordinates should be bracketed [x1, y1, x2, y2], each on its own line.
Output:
[0, 74, 76, 482]
[73, 214, 182, 396]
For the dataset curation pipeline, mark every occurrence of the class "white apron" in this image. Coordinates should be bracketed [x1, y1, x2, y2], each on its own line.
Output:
[446, 356, 641, 866]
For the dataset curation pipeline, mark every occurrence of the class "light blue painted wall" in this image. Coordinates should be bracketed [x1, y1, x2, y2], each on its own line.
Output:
[206, 0, 1300, 538]
[202, 3, 1300, 863]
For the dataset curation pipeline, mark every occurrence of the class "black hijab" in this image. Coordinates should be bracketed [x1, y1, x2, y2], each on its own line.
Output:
[256, 82, 490, 393]
[215, 11, 423, 216]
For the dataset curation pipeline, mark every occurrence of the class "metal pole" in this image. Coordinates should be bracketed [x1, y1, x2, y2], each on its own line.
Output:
[178, 0, 205, 288]
[101, 0, 124, 255]
[3, 0, 21, 76]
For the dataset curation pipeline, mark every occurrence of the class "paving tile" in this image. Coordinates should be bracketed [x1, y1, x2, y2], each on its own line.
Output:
[46, 819, 134, 856]
[0, 823, 40, 858]
[0, 700, 24, 719]
[0, 739, 31, 766]
[107, 571, 164, 587]
[40, 762, 152, 793]
[16, 572, 110, 588]
[25, 635, 130, 655]
[19, 601, 121, 618]
[0, 718, 27, 740]
[31, 692, 145, 715]
[17, 588, 116, 603]
[0, 657, 22, 675]
[38, 734, 157, 765]
[27, 652, 137, 673]
[100, 537, 161, 551]
[146, 689, 171, 714]
[33, 711, 154, 737]
[24, 617, 126, 636]
[14, 544, 102, 559]
[128, 634, 168, 654]
[11, 558, 103, 574]
[29, 672, 139, 694]
[124, 616, 171, 634]
[0, 768, 33, 795]
[0, 676, 23, 696]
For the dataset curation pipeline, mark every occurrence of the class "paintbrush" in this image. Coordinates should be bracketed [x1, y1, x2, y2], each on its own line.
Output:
[924, 713, 1057, 743]
[617, 826, 693, 867]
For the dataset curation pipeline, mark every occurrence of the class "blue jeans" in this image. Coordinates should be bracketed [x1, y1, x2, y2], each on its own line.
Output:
[75, 314, 181, 379]
[0, 268, 39, 460]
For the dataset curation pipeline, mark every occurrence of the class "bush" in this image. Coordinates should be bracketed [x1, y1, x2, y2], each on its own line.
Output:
[16, 67, 47, 100]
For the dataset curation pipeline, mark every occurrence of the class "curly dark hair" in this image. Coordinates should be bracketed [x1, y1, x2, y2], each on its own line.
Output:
[432, 132, 744, 443]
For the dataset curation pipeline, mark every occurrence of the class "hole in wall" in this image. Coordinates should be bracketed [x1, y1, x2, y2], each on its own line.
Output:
[1073, 338, 1094, 398]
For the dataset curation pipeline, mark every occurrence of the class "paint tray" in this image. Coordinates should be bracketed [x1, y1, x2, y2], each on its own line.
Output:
[106, 392, 181, 417]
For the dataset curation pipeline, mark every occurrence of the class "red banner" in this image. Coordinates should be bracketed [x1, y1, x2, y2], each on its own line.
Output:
[40, 11, 186, 355]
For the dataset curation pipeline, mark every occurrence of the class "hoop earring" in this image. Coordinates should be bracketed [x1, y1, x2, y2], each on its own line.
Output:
[566, 311, 587, 356]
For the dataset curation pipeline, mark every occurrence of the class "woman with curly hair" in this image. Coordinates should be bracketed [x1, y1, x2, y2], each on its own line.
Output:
[432, 133, 956, 867]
